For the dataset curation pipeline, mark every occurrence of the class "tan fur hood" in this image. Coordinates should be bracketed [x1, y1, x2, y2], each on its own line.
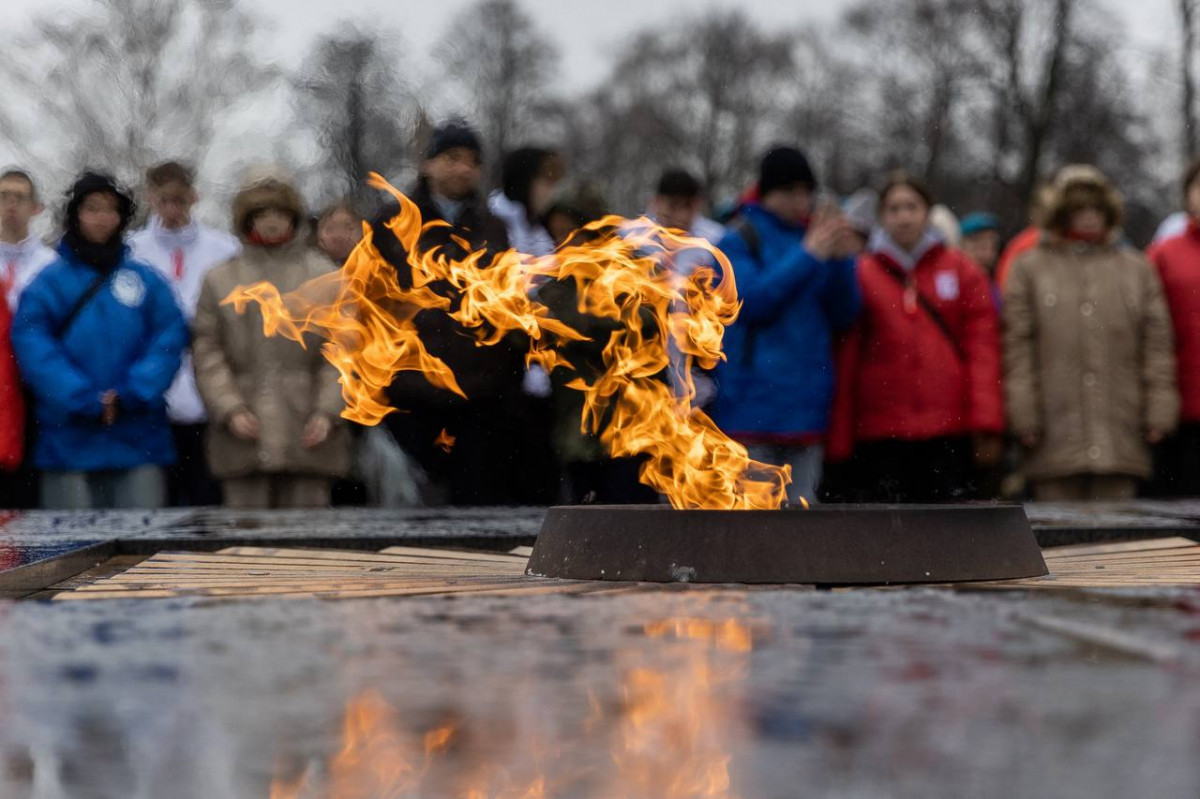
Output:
[1042, 164, 1124, 240]
[231, 167, 307, 241]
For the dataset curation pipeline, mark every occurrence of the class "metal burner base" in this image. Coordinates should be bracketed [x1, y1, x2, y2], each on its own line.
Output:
[526, 505, 1047, 585]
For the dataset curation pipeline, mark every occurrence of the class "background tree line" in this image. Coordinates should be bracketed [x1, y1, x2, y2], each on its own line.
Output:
[0, 0, 1194, 244]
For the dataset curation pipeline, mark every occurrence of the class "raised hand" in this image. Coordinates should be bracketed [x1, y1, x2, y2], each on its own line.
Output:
[100, 390, 119, 426]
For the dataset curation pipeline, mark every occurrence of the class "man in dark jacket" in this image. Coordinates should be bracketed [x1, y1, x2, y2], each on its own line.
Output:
[371, 120, 549, 505]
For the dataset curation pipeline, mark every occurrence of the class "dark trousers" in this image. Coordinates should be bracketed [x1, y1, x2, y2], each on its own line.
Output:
[168, 423, 222, 507]
[566, 457, 659, 505]
[1150, 422, 1200, 498]
[844, 436, 973, 504]
[387, 397, 562, 507]
[0, 463, 38, 509]
[0, 391, 40, 509]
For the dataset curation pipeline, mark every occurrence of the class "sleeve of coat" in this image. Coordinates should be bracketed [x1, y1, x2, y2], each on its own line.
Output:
[719, 229, 825, 327]
[117, 272, 188, 411]
[0, 302, 24, 470]
[11, 275, 104, 420]
[312, 343, 347, 421]
[192, 274, 247, 425]
[298, 257, 349, 421]
[826, 324, 862, 463]
[371, 201, 415, 291]
[960, 260, 1005, 433]
[1002, 256, 1041, 438]
[1140, 259, 1180, 434]
[819, 255, 863, 332]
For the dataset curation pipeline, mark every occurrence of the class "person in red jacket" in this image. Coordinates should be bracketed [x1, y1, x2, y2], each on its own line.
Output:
[994, 182, 1053, 292]
[0, 295, 23, 481]
[1148, 156, 1200, 496]
[828, 171, 1005, 502]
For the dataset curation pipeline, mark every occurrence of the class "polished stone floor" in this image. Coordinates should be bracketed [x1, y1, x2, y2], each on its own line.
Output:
[1, 504, 1199, 798]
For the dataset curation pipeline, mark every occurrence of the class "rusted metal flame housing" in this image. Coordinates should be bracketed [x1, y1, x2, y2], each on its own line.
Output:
[527, 505, 1048, 585]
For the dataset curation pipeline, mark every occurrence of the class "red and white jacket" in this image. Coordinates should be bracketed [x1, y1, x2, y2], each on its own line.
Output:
[828, 232, 1005, 461]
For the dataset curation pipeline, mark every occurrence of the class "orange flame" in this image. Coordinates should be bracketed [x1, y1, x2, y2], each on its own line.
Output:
[224, 175, 790, 510]
[328, 690, 421, 797]
[268, 691, 552, 798]
[600, 618, 755, 798]
[268, 765, 314, 799]
[643, 619, 755, 653]
[435, 429, 457, 453]
[613, 664, 734, 798]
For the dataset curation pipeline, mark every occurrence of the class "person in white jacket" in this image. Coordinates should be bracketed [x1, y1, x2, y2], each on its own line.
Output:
[129, 161, 241, 506]
[487, 147, 563, 257]
[0, 169, 56, 311]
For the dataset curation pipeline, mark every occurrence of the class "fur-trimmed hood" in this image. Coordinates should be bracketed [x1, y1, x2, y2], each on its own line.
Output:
[231, 167, 307, 242]
[1042, 164, 1124, 241]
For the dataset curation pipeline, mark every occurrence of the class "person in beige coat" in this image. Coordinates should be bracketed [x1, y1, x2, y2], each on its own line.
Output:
[1004, 165, 1179, 501]
[192, 171, 350, 508]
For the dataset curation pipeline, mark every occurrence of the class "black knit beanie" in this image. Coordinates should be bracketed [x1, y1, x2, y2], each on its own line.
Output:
[425, 120, 484, 160]
[759, 147, 818, 197]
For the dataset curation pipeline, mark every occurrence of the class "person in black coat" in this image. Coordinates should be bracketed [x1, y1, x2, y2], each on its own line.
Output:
[371, 120, 560, 505]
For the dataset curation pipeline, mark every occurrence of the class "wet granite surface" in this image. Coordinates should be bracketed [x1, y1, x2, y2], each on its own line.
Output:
[1, 504, 1200, 797]
[3, 587, 1200, 798]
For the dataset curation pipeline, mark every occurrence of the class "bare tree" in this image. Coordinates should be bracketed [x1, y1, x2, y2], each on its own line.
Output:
[1182, 0, 1199, 158]
[784, 31, 875, 195]
[437, 0, 560, 177]
[294, 27, 419, 211]
[0, 0, 272, 189]
[814, 0, 1165, 238]
[978, 0, 1077, 210]
[581, 10, 794, 212]
[844, 0, 988, 187]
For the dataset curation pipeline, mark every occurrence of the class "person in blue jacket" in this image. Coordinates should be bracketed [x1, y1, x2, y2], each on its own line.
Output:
[710, 147, 864, 506]
[13, 172, 187, 509]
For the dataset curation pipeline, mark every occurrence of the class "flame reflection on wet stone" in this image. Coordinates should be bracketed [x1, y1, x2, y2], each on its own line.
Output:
[5, 589, 1200, 798]
[265, 618, 752, 798]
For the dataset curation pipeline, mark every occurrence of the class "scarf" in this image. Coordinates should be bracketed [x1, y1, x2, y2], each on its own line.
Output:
[869, 228, 943, 272]
[62, 230, 124, 272]
[0, 235, 42, 265]
[149, 215, 199, 251]
[1065, 229, 1108, 244]
[247, 229, 295, 248]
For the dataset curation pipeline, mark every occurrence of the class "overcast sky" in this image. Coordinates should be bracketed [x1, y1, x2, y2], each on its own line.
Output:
[0, 0, 1175, 92]
[0, 0, 1178, 228]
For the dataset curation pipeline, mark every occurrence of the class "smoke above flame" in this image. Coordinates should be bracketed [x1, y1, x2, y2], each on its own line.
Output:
[225, 174, 791, 510]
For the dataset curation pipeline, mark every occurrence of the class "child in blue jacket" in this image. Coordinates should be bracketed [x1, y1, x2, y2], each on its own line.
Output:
[13, 173, 187, 509]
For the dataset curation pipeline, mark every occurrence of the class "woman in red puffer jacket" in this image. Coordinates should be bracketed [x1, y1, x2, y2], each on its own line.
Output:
[828, 171, 1004, 502]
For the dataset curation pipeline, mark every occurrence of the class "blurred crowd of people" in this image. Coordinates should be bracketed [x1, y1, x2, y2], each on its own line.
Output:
[0, 116, 1197, 510]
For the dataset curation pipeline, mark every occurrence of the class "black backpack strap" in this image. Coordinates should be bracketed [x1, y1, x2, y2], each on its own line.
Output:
[57, 271, 111, 339]
[728, 215, 764, 367]
[877, 261, 966, 362]
[730, 215, 762, 262]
